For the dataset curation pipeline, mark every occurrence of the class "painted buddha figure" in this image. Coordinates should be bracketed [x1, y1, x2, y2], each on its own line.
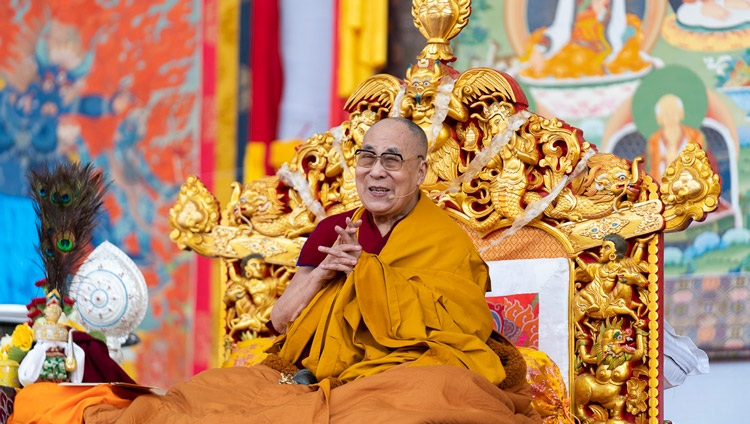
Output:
[520, 0, 651, 79]
[675, 0, 750, 29]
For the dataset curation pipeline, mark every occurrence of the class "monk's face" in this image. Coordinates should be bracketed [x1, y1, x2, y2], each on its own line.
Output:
[656, 95, 684, 128]
[355, 120, 427, 223]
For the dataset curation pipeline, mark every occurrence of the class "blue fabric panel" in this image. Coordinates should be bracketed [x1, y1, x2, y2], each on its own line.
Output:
[0, 194, 45, 304]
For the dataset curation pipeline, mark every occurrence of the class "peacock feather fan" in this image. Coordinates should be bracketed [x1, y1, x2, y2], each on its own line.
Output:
[28, 162, 109, 299]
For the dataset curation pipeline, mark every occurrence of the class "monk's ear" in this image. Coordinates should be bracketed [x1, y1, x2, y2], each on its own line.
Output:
[417, 159, 427, 185]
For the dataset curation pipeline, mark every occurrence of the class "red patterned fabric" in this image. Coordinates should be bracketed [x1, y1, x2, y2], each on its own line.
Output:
[487, 294, 540, 349]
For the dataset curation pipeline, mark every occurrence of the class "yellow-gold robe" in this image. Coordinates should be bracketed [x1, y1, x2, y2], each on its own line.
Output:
[276, 194, 507, 385]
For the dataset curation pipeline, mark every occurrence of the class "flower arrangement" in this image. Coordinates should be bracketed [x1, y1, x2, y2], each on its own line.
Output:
[0, 323, 34, 363]
[1, 279, 87, 366]
[27, 279, 77, 323]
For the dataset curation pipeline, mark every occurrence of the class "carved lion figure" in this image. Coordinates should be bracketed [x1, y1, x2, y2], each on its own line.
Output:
[530, 153, 642, 222]
[574, 318, 647, 424]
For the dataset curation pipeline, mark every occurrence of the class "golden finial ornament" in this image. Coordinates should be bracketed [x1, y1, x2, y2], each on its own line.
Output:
[412, 0, 472, 62]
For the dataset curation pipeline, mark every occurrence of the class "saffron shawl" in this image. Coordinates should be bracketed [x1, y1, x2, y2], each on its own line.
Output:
[276, 195, 507, 385]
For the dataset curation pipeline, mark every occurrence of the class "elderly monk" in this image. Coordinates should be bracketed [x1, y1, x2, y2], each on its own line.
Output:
[269, 117, 514, 386]
[10, 118, 540, 424]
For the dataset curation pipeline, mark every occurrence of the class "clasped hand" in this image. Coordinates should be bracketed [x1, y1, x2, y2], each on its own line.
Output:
[316, 217, 362, 280]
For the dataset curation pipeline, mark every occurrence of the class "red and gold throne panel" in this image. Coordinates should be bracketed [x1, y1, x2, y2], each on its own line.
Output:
[168, 1, 721, 423]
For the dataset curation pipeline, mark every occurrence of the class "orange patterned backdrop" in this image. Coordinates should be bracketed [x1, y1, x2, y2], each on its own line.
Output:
[0, 0, 204, 387]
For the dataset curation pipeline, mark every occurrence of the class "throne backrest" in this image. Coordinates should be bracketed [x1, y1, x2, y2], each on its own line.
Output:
[167, 2, 722, 422]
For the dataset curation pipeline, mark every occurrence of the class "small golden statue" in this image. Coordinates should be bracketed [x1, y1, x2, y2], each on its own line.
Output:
[18, 290, 83, 386]
[224, 254, 292, 340]
[572, 234, 650, 332]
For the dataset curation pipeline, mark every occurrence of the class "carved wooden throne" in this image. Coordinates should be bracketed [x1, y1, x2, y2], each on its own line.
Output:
[168, 1, 721, 423]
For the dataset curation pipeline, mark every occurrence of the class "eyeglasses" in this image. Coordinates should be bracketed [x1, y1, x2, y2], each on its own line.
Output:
[354, 149, 424, 171]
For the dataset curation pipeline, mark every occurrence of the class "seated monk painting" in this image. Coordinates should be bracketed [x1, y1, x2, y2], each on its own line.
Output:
[10, 118, 541, 423]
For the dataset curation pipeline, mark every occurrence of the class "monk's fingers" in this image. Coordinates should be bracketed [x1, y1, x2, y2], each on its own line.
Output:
[334, 224, 360, 246]
[344, 217, 362, 231]
[319, 254, 357, 275]
[318, 245, 360, 264]
[325, 236, 362, 254]
[325, 241, 362, 253]
[333, 226, 351, 246]
[319, 261, 355, 274]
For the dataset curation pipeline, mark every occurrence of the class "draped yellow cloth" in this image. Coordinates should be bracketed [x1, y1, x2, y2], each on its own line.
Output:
[9, 196, 542, 423]
[9, 383, 139, 424]
[9, 364, 537, 424]
[276, 195, 507, 385]
[337, 0, 388, 97]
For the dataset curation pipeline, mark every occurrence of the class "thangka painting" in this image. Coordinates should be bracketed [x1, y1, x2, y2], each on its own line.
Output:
[0, 0, 203, 386]
[454, 0, 750, 358]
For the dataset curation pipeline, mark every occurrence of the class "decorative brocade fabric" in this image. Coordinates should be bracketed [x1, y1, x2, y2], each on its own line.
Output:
[487, 294, 540, 349]
[0, 386, 15, 424]
[665, 273, 750, 359]
[519, 347, 571, 424]
[221, 338, 274, 368]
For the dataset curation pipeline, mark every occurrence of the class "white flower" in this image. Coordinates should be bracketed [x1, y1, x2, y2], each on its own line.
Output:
[704, 55, 732, 77]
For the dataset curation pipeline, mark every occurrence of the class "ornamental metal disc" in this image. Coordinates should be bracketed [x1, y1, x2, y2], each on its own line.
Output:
[70, 241, 148, 340]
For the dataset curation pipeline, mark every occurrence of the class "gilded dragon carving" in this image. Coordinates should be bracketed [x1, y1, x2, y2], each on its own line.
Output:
[525, 154, 642, 223]
[224, 178, 316, 239]
[168, 1, 723, 423]
[574, 317, 648, 424]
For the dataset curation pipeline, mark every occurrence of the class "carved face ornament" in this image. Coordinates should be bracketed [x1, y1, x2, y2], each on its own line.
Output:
[595, 167, 628, 194]
[244, 258, 266, 279]
[177, 200, 206, 230]
[605, 328, 635, 355]
[240, 192, 270, 214]
[599, 240, 618, 262]
[405, 60, 441, 107]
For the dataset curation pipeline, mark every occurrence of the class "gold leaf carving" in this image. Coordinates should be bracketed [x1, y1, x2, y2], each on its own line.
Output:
[661, 142, 721, 232]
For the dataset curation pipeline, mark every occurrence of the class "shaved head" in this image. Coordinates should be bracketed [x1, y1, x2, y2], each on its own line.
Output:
[369, 117, 428, 158]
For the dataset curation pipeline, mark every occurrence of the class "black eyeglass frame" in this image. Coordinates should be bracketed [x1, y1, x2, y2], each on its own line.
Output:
[354, 149, 424, 171]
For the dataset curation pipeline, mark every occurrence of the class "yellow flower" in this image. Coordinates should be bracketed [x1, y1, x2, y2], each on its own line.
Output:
[11, 323, 34, 352]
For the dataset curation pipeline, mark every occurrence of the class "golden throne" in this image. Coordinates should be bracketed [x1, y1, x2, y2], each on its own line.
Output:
[168, 1, 721, 423]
